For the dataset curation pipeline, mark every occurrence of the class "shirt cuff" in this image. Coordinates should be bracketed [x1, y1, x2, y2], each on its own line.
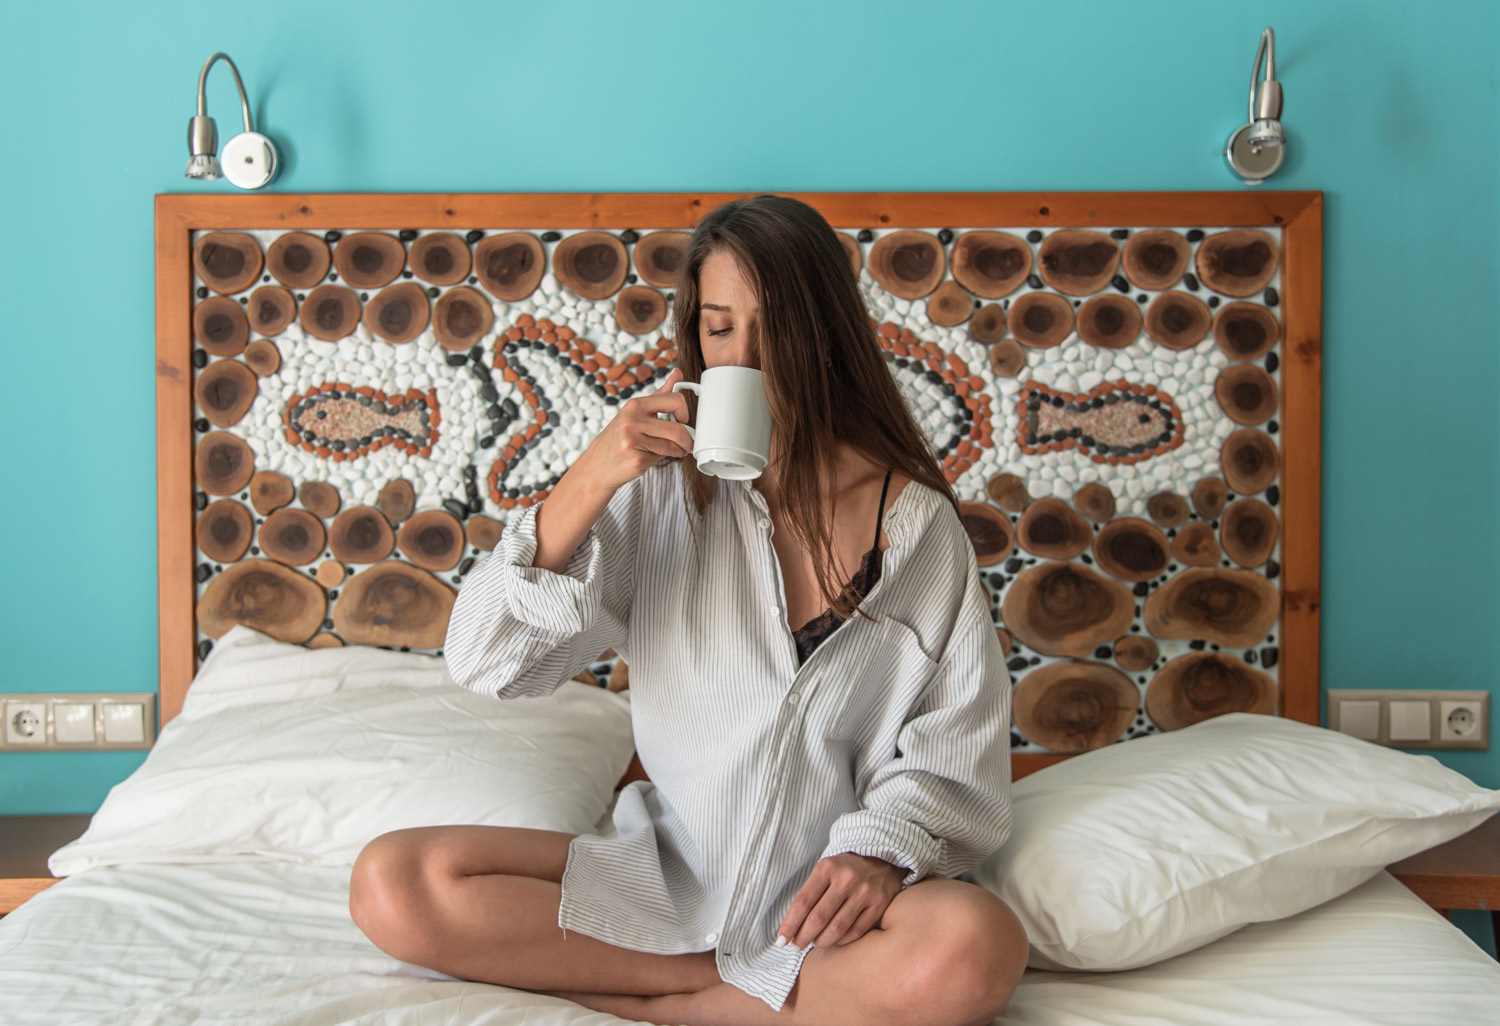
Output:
[497, 501, 604, 636]
[819, 809, 945, 890]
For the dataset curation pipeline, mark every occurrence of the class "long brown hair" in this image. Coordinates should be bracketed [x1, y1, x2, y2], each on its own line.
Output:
[669, 194, 959, 623]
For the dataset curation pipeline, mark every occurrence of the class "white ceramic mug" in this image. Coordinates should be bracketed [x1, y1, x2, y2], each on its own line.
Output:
[657, 366, 773, 479]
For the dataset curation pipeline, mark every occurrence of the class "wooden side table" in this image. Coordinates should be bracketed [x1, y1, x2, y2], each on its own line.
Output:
[1388, 812, 1500, 957]
[0, 815, 91, 916]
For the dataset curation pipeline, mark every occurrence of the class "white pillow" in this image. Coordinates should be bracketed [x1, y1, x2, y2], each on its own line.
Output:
[970, 711, 1500, 972]
[50, 624, 634, 875]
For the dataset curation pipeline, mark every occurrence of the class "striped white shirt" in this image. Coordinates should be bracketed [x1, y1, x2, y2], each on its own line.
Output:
[443, 458, 1013, 1012]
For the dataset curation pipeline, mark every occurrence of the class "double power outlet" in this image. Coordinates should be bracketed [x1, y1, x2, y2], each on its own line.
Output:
[1327, 689, 1489, 750]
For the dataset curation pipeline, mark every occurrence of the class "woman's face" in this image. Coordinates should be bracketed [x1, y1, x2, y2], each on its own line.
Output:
[697, 249, 761, 372]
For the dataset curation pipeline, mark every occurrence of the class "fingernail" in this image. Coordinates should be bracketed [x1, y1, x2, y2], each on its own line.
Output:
[775, 936, 787, 948]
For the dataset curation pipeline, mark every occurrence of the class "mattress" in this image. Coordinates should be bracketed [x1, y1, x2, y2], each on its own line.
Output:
[2, 831, 1497, 1026]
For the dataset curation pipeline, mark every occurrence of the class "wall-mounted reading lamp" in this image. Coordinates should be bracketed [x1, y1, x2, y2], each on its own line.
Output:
[185, 52, 280, 190]
[1223, 27, 1285, 185]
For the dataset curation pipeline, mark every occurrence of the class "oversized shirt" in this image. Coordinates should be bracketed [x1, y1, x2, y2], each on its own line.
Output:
[442, 458, 1013, 1012]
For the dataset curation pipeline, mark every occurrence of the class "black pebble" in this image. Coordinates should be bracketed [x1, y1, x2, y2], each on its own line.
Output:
[1186, 229, 1204, 242]
[250, 546, 259, 555]
[402, 270, 414, 278]
[323, 618, 334, 629]
[194, 418, 209, 432]
[465, 229, 484, 244]
[360, 293, 368, 301]
[197, 639, 213, 661]
[480, 383, 498, 402]
[540, 230, 562, 243]
[1095, 645, 1113, 658]
[1028, 656, 1040, 665]
[196, 563, 212, 583]
[446, 354, 467, 367]
[459, 556, 475, 575]
[196, 491, 208, 510]
[324, 231, 342, 243]
[468, 496, 482, 514]
[426, 286, 440, 299]
[1265, 352, 1279, 373]
[1260, 646, 1278, 668]
[1266, 485, 1280, 506]
[1006, 656, 1028, 673]
[1027, 274, 1043, 289]
[479, 436, 494, 449]
[1133, 582, 1149, 597]
[937, 229, 953, 244]
[1183, 273, 1198, 291]
[1111, 275, 1129, 293]
[1081, 553, 1093, 564]
[1265, 559, 1280, 579]
[1004, 557, 1022, 573]
[1267, 420, 1278, 434]
[1264, 287, 1279, 307]
[1207, 296, 1219, 308]
[857, 229, 874, 243]
[1137, 294, 1148, 304]
[1189, 639, 1206, 650]
[1110, 228, 1129, 239]
[1026, 230, 1043, 243]
[1245, 649, 1258, 664]
[620, 229, 639, 244]
[192, 349, 208, 368]
[399, 229, 418, 242]
[196, 286, 208, 299]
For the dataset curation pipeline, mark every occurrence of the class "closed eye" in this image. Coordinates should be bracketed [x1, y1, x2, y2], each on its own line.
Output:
[706, 328, 730, 337]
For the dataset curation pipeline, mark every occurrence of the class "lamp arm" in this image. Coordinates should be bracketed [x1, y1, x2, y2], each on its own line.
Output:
[196, 51, 255, 133]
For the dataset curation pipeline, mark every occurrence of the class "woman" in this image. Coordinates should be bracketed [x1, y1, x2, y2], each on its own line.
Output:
[350, 194, 1028, 1026]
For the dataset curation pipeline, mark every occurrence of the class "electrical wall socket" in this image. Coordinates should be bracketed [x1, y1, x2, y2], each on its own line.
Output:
[1327, 689, 1489, 750]
[0, 693, 157, 750]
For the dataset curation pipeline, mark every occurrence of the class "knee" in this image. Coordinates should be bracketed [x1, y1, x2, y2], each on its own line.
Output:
[349, 829, 434, 960]
[897, 887, 1029, 1024]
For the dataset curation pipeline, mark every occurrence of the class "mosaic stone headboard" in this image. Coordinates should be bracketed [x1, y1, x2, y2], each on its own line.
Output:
[155, 192, 1323, 780]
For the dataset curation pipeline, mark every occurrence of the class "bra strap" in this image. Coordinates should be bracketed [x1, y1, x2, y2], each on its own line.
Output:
[872, 468, 893, 553]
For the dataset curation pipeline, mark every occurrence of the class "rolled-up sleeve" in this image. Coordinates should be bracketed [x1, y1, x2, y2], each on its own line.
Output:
[443, 472, 644, 700]
[818, 604, 1013, 889]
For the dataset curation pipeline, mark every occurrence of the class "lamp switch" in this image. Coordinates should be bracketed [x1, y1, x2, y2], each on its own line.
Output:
[102, 703, 146, 744]
[1337, 700, 1381, 741]
[1388, 700, 1432, 742]
[54, 702, 96, 743]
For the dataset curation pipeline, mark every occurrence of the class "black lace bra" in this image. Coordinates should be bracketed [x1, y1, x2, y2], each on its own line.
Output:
[790, 468, 893, 666]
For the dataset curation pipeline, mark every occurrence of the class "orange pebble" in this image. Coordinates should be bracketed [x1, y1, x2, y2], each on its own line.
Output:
[606, 363, 627, 381]
[537, 318, 555, 331]
[541, 331, 557, 344]
[595, 353, 615, 368]
[583, 359, 599, 373]
[507, 327, 523, 341]
[519, 495, 533, 508]
[577, 339, 596, 355]
[418, 446, 432, 458]
[525, 424, 539, 440]
[525, 392, 539, 408]
[524, 328, 541, 341]
[500, 497, 517, 509]
[355, 385, 374, 396]
[537, 410, 548, 425]
[892, 341, 909, 357]
[626, 353, 643, 367]
[945, 354, 968, 376]
[569, 348, 583, 361]
[617, 371, 637, 387]
[503, 368, 518, 382]
[430, 411, 442, 427]
[878, 322, 899, 339]
[503, 445, 517, 460]
[316, 446, 331, 457]
[557, 326, 575, 341]
[967, 375, 984, 392]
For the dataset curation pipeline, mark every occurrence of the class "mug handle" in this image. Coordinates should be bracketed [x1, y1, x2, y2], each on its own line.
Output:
[657, 380, 697, 442]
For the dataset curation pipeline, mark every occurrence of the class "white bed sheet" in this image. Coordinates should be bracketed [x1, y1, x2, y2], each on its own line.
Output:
[3, 819, 1498, 1026]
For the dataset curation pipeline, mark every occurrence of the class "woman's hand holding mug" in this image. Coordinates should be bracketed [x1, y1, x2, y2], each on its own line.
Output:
[571, 367, 695, 493]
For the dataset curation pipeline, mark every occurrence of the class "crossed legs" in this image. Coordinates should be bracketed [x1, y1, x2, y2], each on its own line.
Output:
[350, 825, 1027, 1026]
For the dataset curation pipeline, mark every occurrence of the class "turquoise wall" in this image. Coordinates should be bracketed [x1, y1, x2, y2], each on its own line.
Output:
[1, 0, 1495, 952]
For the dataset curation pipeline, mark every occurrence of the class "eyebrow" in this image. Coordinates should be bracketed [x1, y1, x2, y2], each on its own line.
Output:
[700, 303, 732, 312]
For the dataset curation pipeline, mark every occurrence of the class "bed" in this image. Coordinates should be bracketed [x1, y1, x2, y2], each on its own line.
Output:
[5, 191, 1499, 1023]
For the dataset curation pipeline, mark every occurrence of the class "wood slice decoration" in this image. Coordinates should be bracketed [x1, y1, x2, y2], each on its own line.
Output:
[249, 470, 295, 515]
[1214, 363, 1279, 425]
[474, 232, 546, 301]
[333, 232, 406, 289]
[243, 339, 282, 377]
[247, 285, 296, 337]
[300, 284, 361, 341]
[926, 280, 973, 327]
[194, 358, 258, 428]
[1145, 490, 1190, 528]
[634, 231, 691, 289]
[259, 507, 328, 566]
[1017, 498, 1092, 559]
[195, 431, 255, 496]
[466, 515, 504, 551]
[614, 285, 668, 335]
[1113, 635, 1158, 672]
[196, 499, 253, 563]
[957, 501, 1014, 566]
[1122, 230, 1191, 290]
[950, 231, 1031, 299]
[332, 562, 456, 649]
[1037, 230, 1120, 296]
[433, 286, 495, 351]
[1191, 476, 1228, 520]
[409, 232, 472, 286]
[554, 231, 629, 301]
[330, 505, 396, 564]
[968, 303, 1007, 346]
[267, 232, 331, 289]
[364, 282, 431, 344]
[1012, 660, 1138, 753]
[1146, 652, 1278, 731]
[308, 633, 344, 649]
[198, 558, 327, 643]
[299, 481, 342, 519]
[1143, 566, 1280, 647]
[316, 559, 346, 587]
[1072, 482, 1116, 524]
[1221, 498, 1279, 568]
[377, 479, 416, 524]
[1220, 428, 1279, 495]
[397, 509, 465, 571]
[1076, 295, 1142, 350]
[1213, 301, 1281, 362]
[995, 628, 1012, 655]
[986, 472, 1032, 513]
[1007, 292, 1075, 349]
[836, 233, 862, 280]
[1195, 230, 1280, 298]
[988, 338, 1026, 378]
[1092, 517, 1170, 582]
[1001, 562, 1135, 657]
[868, 230, 946, 300]
[606, 659, 631, 692]
[193, 232, 263, 296]
[1143, 292, 1213, 350]
[1171, 521, 1222, 566]
[193, 296, 250, 357]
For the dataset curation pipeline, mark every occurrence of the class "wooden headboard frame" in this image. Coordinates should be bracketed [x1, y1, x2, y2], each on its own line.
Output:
[154, 191, 1323, 781]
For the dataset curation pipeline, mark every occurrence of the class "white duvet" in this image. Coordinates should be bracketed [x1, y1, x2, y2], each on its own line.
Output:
[2, 859, 1497, 1025]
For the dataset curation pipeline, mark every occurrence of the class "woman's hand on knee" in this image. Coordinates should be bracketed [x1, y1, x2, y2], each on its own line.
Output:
[776, 853, 905, 950]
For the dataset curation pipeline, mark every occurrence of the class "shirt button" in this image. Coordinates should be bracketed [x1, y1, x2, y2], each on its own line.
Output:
[787, 692, 800, 705]
[706, 932, 718, 944]
[758, 517, 771, 528]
